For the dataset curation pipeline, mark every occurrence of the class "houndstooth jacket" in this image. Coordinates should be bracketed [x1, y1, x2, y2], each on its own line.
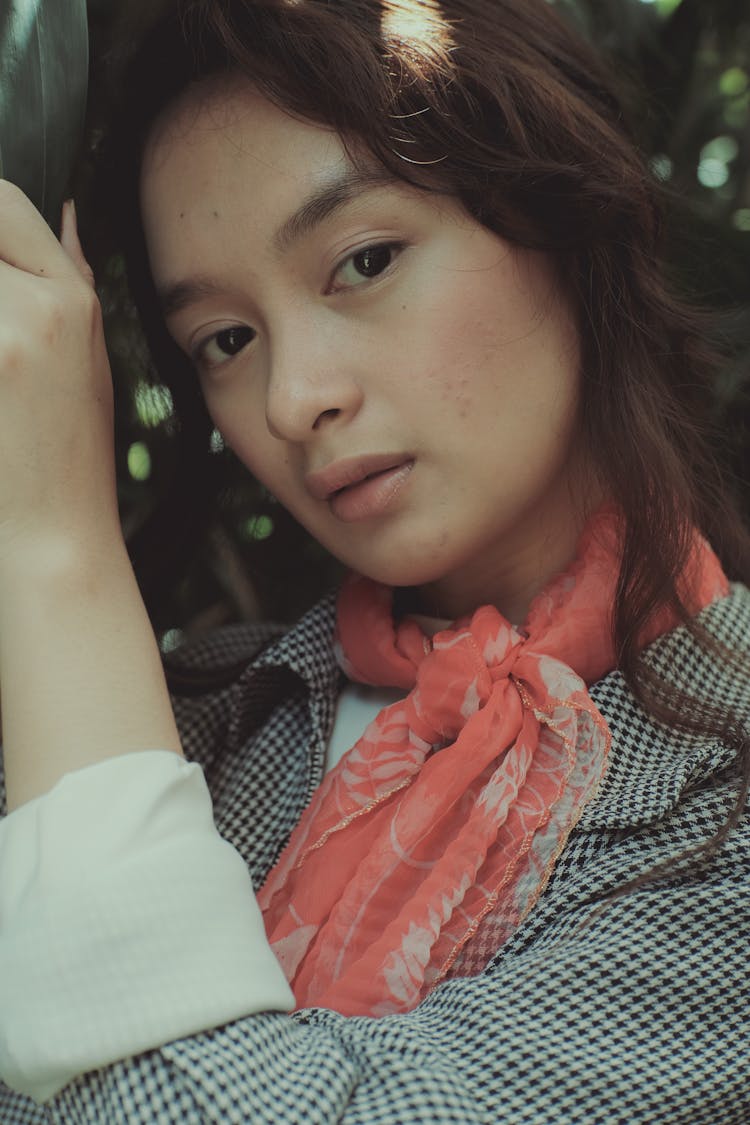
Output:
[1, 585, 749, 1124]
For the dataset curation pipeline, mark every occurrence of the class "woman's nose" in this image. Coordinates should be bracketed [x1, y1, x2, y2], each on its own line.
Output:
[264, 331, 365, 442]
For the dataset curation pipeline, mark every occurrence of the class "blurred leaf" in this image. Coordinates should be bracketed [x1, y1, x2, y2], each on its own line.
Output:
[127, 441, 152, 483]
[0, 0, 88, 228]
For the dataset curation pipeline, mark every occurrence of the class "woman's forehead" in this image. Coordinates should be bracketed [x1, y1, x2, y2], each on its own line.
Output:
[140, 79, 352, 261]
[143, 74, 337, 176]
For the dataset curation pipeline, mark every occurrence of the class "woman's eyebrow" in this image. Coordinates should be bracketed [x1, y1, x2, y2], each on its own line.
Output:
[159, 276, 226, 320]
[272, 166, 399, 253]
[158, 168, 398, 319]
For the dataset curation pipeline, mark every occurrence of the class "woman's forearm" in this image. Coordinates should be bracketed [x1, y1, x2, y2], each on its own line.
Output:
[0, 536, 182, 811]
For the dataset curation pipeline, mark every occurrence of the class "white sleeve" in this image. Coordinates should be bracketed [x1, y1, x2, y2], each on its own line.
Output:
[0, 750, 294, 1104]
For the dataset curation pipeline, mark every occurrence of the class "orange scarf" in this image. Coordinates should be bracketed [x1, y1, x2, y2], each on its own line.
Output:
[258, 511, 728, 1016]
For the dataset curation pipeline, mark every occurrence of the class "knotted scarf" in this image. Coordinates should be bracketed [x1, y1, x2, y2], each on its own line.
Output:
[258, 510, 728, 1016]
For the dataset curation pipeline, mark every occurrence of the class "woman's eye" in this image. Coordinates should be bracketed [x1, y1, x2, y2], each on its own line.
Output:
[331, 243, 402, 290]
[196, 325, 255, 368]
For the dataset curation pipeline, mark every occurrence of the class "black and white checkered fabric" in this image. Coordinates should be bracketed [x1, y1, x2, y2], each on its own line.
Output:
[1, 586, 749, 1124]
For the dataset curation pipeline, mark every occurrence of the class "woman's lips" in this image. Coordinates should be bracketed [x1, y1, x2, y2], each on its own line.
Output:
[328, 460, 415, 522]
[305, 454, 415, 522]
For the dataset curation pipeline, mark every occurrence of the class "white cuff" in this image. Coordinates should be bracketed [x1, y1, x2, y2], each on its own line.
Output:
[0, 750, 294, 1103]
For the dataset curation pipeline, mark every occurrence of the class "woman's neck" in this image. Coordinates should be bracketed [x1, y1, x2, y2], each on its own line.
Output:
[410, 488, 604, 626]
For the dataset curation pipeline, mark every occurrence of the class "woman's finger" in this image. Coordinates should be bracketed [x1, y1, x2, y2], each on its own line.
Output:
[60, 200, 96, 289]
[0, 179, 79, 279]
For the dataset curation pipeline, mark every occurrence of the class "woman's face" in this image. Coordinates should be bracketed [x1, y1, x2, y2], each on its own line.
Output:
[141, 77, 592, 620]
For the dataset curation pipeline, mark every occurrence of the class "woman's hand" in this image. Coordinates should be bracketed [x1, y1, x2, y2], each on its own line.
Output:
[0, 182, 120, 574]
[0, 183, 183, 812]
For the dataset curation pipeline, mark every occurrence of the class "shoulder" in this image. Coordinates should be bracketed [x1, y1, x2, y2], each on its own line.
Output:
[164, 620, 287, 675]
[165, 592, 340, 778]
[166, 590, 339, 679]
[584, 584, 750, 832]
[647, 581, 750, 704]
[508, 589, 750, 973]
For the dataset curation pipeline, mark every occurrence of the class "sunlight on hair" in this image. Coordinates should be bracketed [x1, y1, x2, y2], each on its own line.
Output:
[380, 0, 453, 53]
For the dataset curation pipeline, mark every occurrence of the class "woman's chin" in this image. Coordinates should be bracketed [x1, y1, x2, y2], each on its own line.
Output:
[341, 551, 461, 598]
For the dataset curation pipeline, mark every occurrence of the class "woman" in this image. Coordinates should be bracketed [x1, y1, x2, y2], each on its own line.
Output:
[0, 0, 748, 1120]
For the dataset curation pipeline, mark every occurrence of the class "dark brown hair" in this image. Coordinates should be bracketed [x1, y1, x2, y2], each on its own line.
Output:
[103, 0, 749, 869]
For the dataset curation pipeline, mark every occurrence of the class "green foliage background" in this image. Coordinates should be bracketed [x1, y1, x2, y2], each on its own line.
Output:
[80, 0, 750, 646]
[0, 0, 88, 228]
